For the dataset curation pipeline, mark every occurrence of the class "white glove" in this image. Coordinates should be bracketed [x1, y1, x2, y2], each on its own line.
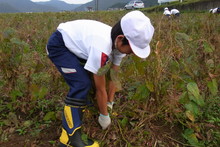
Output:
[98, 114, 111, 130]
[107, 102, 114, 110]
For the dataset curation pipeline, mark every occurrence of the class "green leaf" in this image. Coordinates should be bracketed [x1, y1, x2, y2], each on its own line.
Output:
[48, 140, 56, 144]
[175, 32, 191, 41]
[127, 143, 132, 147]
[170, 60, 180, 73]
[81, 133, 88, 145]
[179, 91, 189, 104]
[187, 82, 205, 106]
[10, 38, 30, 53]
[3, 28, 15, 40]
[183, 64, 194, 78]
[10, 38, 22, 45]
[30, 84, 40, 100]
[132, 84, 150, 101]
[203, 41, 214, 53]
[120, 117, 128, 128]
[146, 81, 154, 92]
[9, 90, 23, 102]
[6, 103, 13, 111]
[16, 128, 27, 135]
[110, 69, 122, 91]
[110, 68, 118, 82]
[187, 82, 200, 99]
[38, 87, 48, 99]
[30, 85, 47, 100]
[185, 102, 199, 116]
[43, 111, 56, 121]
[23, 120, 32, 127]
[97, 61, 112, 76]
[207, 79, 218, 96]
[182, 129, 199, 146]
[185, 110, 195, 122]
[175, 32, 191, 49]
[0, 80, 5, 87]
[182, 128, 205, 147]
[23, 42, 30, 53]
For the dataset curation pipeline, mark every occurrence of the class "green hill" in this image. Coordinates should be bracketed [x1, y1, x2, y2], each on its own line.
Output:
[0, 3, 20, 13]
[0, 0, 58, 13]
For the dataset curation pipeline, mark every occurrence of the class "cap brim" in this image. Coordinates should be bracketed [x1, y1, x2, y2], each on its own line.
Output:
[129, 41, 151, 59]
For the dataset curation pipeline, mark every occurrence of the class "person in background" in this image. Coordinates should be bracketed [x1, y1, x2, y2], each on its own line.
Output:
[171, 8, 180, 17]
[211, 7, 220, 14]
[46, 10, 154, 147]
[163, 7, 171, 17]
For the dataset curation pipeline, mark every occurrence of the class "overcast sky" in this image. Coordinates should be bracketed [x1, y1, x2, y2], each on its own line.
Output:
[31, 0, 93, 4]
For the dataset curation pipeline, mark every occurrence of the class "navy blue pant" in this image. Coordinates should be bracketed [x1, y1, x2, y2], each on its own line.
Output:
[46, 30, 91, 100]
[46, 31, 93, 137]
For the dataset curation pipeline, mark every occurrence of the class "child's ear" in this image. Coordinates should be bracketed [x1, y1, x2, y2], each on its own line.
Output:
[116, 35, 125, 41]
[117, 35, 124, 39]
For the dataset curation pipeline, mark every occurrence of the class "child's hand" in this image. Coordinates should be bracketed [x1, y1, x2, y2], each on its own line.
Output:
[98, 113, 111, 130]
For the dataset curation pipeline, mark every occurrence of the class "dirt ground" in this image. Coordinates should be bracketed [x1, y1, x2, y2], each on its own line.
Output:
[0, 119, 185, 147]
[0, 122, 61, 147]
[0, 94, 185, 147]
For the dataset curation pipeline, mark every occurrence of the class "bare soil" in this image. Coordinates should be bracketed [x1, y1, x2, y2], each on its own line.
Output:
[0, 119, 185, 147]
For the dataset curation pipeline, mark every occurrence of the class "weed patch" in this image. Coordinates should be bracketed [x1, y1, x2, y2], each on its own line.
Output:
[0, 11, 219, 147]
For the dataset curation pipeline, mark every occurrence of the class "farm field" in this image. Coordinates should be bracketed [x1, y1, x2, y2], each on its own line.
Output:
[0, 11, 219, 147]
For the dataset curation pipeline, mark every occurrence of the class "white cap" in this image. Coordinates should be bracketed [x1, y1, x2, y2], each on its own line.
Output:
[164, 7, 168, 10]
[121, 10, 154, 58]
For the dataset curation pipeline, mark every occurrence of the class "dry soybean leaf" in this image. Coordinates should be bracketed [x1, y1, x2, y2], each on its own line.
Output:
[185, 110, 195, 122]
